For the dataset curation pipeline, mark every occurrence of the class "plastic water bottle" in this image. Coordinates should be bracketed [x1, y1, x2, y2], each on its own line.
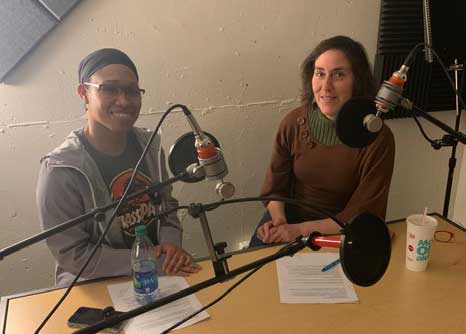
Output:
[131, 224, 159, 304]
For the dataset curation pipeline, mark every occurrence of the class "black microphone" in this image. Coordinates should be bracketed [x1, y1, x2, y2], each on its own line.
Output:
[335, 97, 379, 148]
[302, 212, 392, 287]
[170, 106, 235, 199]
[336, 65, 413, 148]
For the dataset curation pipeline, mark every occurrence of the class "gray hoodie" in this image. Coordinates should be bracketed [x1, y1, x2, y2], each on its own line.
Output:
[36, 127, 182, 286]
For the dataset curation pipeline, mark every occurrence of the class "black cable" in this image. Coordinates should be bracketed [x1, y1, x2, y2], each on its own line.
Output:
[401, 43, 436, 143]
[427, 45, 466, 112]
[160, 265, 263, 334]
[401, 43, 466, 113]
[156, 195, 347, 234]
[403, 43, 426, 67]
[35, 104, 186, 334]
[412, 106, 436, 145]
[200, 196, 346, 228]
[158, 205, 190, 218]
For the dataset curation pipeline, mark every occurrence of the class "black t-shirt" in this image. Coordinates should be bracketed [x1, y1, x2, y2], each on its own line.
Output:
[77, 129, 159, 248]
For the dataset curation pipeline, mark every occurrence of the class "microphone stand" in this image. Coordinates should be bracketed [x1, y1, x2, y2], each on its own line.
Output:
[188, 203, 231, 277]
[430, 59, 464, 217]
[397, 88, 466, 219]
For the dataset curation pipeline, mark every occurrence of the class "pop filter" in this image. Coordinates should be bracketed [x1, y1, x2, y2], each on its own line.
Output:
[168, 132, 221, 183]
[335, 98, 380, 148]
[339, 213, 391, 286]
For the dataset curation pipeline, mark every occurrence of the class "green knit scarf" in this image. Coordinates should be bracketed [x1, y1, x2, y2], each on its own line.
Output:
[307, 104, 342, 145]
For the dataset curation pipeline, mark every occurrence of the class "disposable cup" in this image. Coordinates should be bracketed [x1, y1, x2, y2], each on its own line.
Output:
[405, 214, 438, 271]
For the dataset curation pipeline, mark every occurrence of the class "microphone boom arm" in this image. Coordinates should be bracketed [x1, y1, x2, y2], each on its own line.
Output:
[0, 170, 191, 261]
[412, 106, 466, 145]
[71, 239, 309, 334]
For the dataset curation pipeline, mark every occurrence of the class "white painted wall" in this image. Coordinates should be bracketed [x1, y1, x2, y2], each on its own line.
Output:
[452, 115, 466, 226]
[1, 0, 464, 297]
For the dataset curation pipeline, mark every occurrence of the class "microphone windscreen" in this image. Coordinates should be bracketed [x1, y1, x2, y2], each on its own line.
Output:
[339, 212, 391, 287]
[168, 132, 220, 183]
[335, 98, 379, 148]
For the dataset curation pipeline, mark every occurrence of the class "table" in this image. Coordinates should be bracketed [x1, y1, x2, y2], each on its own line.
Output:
[1, 213, 465, 333]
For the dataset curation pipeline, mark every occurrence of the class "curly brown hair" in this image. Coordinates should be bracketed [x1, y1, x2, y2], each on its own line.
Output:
[301, 35, 376, 107]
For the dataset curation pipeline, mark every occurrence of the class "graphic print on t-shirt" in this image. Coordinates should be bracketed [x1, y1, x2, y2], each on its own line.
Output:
[111, 169, 159, 245]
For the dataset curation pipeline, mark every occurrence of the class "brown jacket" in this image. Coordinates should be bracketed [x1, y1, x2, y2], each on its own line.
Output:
[261, 105, 395, 223]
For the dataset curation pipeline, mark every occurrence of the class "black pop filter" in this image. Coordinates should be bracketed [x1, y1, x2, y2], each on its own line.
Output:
[335, 98, 379, 148]
[168, 132, 220, 183]
[339, 213, 391, 286]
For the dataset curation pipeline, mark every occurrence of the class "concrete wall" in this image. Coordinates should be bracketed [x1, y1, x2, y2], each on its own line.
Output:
[1, 0, 464, 297]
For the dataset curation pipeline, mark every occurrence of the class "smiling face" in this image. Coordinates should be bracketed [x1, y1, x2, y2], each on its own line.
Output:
[311, 49, 354, 120]
[78, 64, 142, 135]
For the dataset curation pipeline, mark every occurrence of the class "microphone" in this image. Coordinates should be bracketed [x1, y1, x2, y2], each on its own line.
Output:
[336, 65, 413, 148]
[335, 97, 380, 148]
[375, 65, 413, 114]
[302, 212, 392, 287]
[174, 106, 235, 199]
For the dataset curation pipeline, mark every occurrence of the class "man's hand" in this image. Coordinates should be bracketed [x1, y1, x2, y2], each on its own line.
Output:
[155, 243, 201, 276]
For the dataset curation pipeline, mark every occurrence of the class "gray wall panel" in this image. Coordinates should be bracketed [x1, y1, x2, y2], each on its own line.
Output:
[0, 0, 57, 81]
[39, 0, 81, 20]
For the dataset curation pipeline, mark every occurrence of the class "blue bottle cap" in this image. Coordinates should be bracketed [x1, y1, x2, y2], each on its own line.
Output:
[134, 224, 147, 237]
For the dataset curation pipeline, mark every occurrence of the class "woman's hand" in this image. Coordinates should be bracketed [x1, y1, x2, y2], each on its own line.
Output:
[257, 216, 287, 243]
[155, 243, 202, 276]
[267, 223, 304, 243]
[265, 218, 340, 243]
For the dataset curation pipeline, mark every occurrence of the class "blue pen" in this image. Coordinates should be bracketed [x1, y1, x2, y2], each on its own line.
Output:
[321, 258, 341, 272]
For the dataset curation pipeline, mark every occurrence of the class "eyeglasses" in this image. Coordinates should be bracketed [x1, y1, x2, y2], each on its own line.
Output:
[434, 230, 455, 243]
[83, 82, 145, 99]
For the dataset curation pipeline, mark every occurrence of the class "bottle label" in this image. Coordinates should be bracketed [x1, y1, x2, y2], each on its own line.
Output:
[133, 261, 158, 294]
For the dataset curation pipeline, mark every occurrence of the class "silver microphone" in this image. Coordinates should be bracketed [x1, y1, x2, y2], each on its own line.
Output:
[335, 65, 413, 148]
[364, 65, 413, 134]
[375, 65, 412, 114]
[183, 109, 235, 199]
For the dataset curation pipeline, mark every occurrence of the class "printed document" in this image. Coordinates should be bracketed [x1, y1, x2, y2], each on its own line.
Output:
[276, 253, 358, 304]
[107, 276, 209, 333]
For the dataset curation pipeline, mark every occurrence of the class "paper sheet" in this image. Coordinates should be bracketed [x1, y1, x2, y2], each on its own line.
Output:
[276, 253, 358, 304]
[107, 276, 209, 333]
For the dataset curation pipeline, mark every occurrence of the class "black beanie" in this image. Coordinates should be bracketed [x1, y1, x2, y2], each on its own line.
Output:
[78, 48, 139, 83]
